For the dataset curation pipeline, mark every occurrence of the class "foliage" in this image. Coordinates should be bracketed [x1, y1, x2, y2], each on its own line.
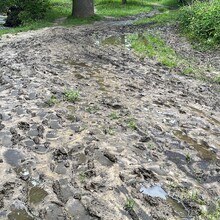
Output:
[0, 0, 50, 24]
[178, 0, 220, 47]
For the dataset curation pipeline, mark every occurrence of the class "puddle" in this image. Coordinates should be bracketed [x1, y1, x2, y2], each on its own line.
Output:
[167, 197, 190, 219]
[97, 32, 151, 51]
[98, 35, 131, 48]
[189, 106, 220, 127]
[29, 187, 48, 204]
[140, 185, 167, 199]
[3, 149, 24, 167]
[140, 185, 191, 219]
[173, 130, 216, 161]
[8, 209, 33, 220]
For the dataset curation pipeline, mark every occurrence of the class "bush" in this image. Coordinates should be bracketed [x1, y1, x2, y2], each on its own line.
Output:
[178, 0, 220, 46]
[0, 0, 50, 26]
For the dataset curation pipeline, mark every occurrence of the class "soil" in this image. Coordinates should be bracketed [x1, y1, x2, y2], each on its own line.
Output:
[0, 11, 220, 220]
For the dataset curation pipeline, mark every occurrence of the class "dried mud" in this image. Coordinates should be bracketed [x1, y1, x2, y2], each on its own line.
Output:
[0, 15, 220, 220]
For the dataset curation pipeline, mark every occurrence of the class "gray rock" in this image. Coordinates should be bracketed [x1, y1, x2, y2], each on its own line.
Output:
[49, 120, 62, 129]
[55, 163, 67, 175]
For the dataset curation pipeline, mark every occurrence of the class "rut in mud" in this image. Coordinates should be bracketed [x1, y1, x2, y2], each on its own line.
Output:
[0, 16, 220, 220]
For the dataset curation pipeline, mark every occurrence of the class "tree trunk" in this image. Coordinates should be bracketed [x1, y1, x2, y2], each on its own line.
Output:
[122, 0, 127, 4]
[72, 0, 94, 18]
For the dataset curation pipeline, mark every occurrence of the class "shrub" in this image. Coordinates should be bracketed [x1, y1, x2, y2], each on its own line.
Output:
[0, 0, 50, 26]
[178, 0, 220, 46]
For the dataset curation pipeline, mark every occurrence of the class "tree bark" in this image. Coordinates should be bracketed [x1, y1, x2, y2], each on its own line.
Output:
[72, 0, 94, 18]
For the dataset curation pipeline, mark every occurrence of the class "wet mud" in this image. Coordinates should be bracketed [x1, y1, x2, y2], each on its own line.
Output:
[0, 12, 220, 220]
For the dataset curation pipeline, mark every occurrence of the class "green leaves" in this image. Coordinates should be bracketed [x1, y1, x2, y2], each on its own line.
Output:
[179, 0, 220, 47]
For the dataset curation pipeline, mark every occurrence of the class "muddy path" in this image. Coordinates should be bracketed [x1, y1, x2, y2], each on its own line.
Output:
[0, 16, 220, 220]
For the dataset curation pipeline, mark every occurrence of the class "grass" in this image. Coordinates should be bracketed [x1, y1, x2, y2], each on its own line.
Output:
[0, 0, 180, 36]
[129, 32, 179, 67]
[64, 89, 79, 102]
[134, 9, 179, 26]
[95, 0, 152, 17]
[127, 118, 137, 130]
[108, 112, 120, 120]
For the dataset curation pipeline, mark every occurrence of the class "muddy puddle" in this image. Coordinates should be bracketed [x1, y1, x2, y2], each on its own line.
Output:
[97, 34, 132, 48]
[96, 31, 148, 48]
[173, 130, 217, 161]
[189, 106, 220, 127]
[140, 185, 191, 219]
[29, 187, 48, 204]
[8, 209, 33, 220]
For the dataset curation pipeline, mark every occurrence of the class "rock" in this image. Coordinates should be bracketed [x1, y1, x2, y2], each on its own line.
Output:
[55, 163, 67, 175]
[66, 198, 90, 219]
[103, 151, 117, 163]
[18, 122, 30, 131]
[33, 137, 40, 144]
[0, 123, 5, 130]
[49, 120, 61, 129]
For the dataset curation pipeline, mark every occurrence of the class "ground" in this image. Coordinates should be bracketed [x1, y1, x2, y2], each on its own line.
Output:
[0, 12, 219, 220]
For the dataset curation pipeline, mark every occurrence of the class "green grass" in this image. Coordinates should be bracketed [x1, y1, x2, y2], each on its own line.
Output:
[95, 0, 152, 17]
[129, 33, 179, 67]
[134, 9, 179, 26]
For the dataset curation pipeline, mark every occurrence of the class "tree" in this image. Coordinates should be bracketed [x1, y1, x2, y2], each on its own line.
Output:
[72, 0, 94, 18]
[122, 0, 127, 4]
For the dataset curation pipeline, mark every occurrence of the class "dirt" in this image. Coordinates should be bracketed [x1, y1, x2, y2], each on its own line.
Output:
[0, 12, 220, 220]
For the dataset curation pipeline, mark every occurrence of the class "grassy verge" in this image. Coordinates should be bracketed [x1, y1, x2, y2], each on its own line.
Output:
[127, 32, 218, 82]
[134, 9, 179, 26]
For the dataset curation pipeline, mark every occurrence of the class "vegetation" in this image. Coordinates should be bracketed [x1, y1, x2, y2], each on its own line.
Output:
[45, 95, 59, 107]
[125, 198, 135, 209]
[178, 0, 220, 47]
[64, 89, 79, 102]
[134, 10, 179, 26]
[0, 0, 50, 26]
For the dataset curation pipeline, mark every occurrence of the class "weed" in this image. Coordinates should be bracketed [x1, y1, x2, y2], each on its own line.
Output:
[148, 143, 156, 150]
[85, 105, 100, 114]
[202, 200, 220, 220]
[185, 152, 191, 162]
[214, 76, 220, 84]
[109, 112, 119, 120]
[64, 89, 79, 103]
[104, 127, 115, 135]
[79, 172, 86, 183]
[127, 118, 137, 130]
[46, 95, 58, 107]
[125, 198, 135, 210]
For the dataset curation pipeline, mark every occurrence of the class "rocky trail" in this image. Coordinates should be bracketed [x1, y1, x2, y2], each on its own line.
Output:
[0, 14, 220, 220]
